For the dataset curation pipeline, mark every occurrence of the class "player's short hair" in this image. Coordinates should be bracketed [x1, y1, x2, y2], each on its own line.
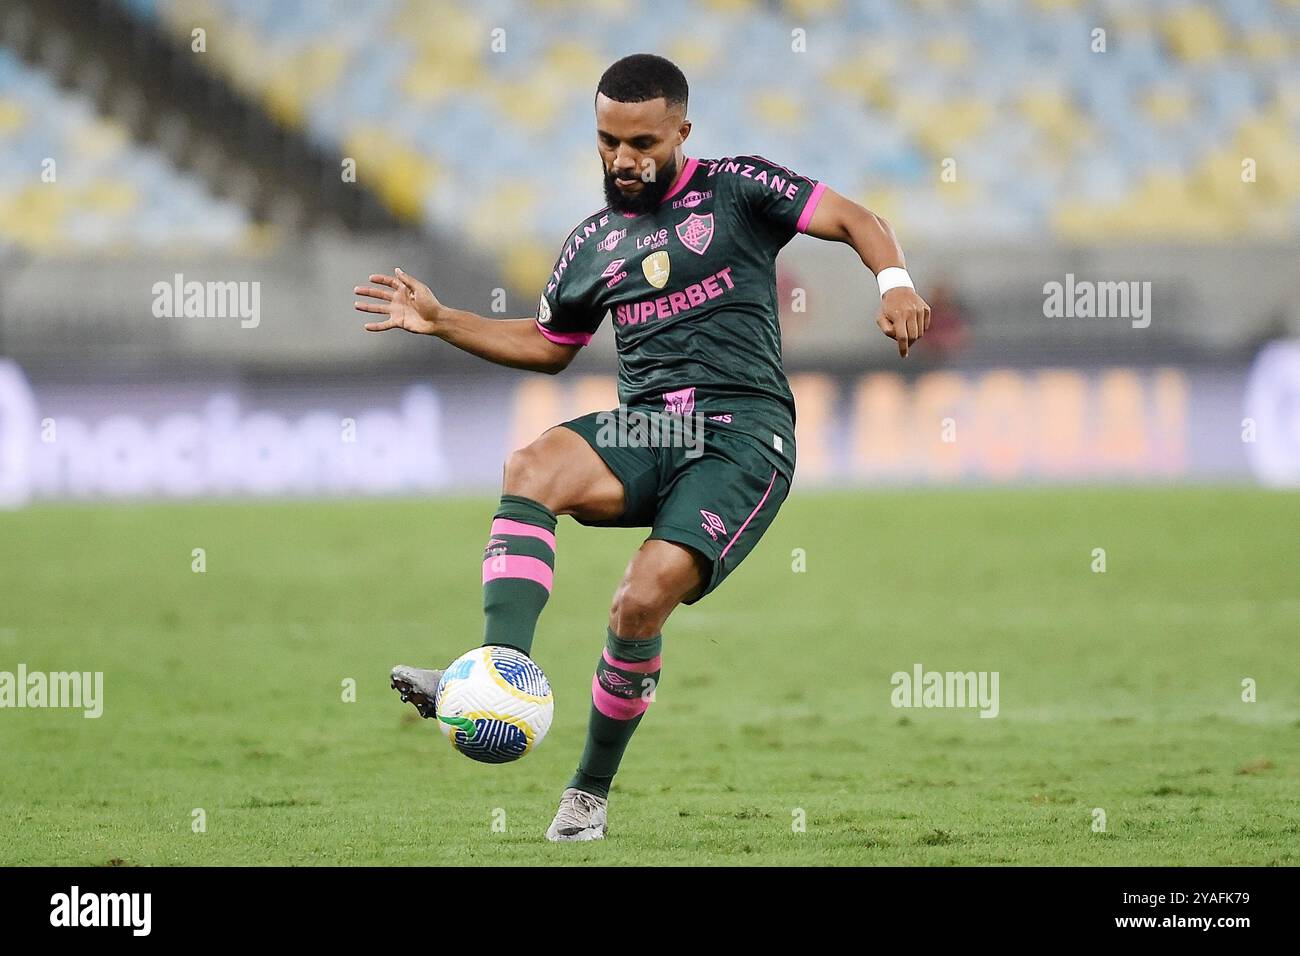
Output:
[596, 54, 689, 115]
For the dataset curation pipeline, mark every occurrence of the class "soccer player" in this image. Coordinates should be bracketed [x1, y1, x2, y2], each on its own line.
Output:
[355, 54, 930, 841]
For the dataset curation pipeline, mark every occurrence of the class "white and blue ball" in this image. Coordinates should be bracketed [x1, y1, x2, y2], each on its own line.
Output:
[434, 646, 554, 763]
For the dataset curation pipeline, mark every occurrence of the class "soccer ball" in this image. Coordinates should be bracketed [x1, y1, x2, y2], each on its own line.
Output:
[434, 646, 554, 763]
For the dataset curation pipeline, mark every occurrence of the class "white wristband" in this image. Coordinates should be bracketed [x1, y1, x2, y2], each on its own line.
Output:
[876, 267, 914, 295]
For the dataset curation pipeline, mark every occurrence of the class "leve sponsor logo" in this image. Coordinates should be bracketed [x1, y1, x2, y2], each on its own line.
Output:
[636, 228, 669, 252]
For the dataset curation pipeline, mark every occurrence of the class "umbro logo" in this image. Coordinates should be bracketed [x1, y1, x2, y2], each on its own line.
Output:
[602, 258, 628, 288]
[699, 509, 727, 541]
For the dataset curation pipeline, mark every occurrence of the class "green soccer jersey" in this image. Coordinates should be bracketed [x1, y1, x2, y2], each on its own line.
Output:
[535, 154, 827, 478]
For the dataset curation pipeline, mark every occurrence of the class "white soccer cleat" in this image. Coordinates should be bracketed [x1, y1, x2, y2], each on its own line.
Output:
[390, 664, 444, 720]
[546, 787, 608, 842]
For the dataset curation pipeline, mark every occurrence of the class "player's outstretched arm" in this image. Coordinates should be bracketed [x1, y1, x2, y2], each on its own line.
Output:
[353, 268, 580, 374]
[805, 188, 931, 358]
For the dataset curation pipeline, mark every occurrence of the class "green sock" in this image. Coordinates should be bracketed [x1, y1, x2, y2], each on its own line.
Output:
[570, 629, 663, 799]
[480, 494, 557, 657]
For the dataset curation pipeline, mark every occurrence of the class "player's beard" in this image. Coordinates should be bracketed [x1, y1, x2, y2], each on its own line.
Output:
[603, 153, 678, 216]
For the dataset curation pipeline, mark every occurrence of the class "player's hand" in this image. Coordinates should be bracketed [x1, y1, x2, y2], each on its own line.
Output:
[876, 287, 931, 358]
[354, 268, 443, 335]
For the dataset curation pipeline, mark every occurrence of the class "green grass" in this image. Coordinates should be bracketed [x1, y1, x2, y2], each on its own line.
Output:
[0, 488, 1297, 866]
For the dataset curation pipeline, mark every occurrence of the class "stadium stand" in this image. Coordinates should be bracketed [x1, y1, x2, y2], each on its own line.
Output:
[120, 0, 1300, 289]
[0, 48, 253, 252]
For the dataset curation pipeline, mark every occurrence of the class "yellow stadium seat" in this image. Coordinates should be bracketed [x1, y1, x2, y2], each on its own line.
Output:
[0, 98, 26, 135]
[402, 55, 483, 106]
[545, 42, 607, 88]
[751, 90, 805, 130]
[0, 185, 70, 253]
[488, 76, 564, 130]
[265, 45, 348, 128]
[1162, 6, 1228, 62]
[1143, 87, 1192, 124]
[925, 35, 971, 70]
[783, 0, 840, 17]
[83, 179, 138, 215]
[1239, 31, 1287, 61]
[502, 240, 555, 297]
[468, 183, 538, 247]
[664, 38, 715, 75]
[69, 117, 128, 165]
[343, 126, 438, 222]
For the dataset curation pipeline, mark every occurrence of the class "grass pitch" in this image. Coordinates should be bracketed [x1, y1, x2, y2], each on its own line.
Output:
[0, 488, 1296, 866]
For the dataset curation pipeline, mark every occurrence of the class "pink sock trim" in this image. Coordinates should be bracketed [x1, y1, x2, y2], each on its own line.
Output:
[482, 554, 553, 591]
[592, 674, 650, 720]
[490, 518, 556, 551]
[602, 647, 662, 674]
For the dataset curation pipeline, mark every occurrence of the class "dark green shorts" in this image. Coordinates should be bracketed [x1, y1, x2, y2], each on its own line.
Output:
[558, 407, 792, 604]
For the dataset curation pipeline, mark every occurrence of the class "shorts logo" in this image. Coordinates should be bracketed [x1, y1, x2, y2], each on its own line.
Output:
[699, 509, 727, 541]
[662, 386, 695, 416]
[597, 228, 627, 252]
[676, 213, 715, 256]
[642, 251, 671, 289]
[537, 295, 552, 324]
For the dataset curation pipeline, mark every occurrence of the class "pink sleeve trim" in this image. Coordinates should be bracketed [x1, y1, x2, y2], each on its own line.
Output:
[796, 181, 828, 233]
[536, 320, 592, 346]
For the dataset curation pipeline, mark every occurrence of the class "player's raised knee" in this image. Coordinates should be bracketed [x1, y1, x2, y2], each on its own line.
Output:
[609, 579, 675, 636]
[501, 443, 556, 500]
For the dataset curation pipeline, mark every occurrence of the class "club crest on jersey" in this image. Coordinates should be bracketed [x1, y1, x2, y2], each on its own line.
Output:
[642, 251, 671, 289]
[676, 213, 715, 256]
